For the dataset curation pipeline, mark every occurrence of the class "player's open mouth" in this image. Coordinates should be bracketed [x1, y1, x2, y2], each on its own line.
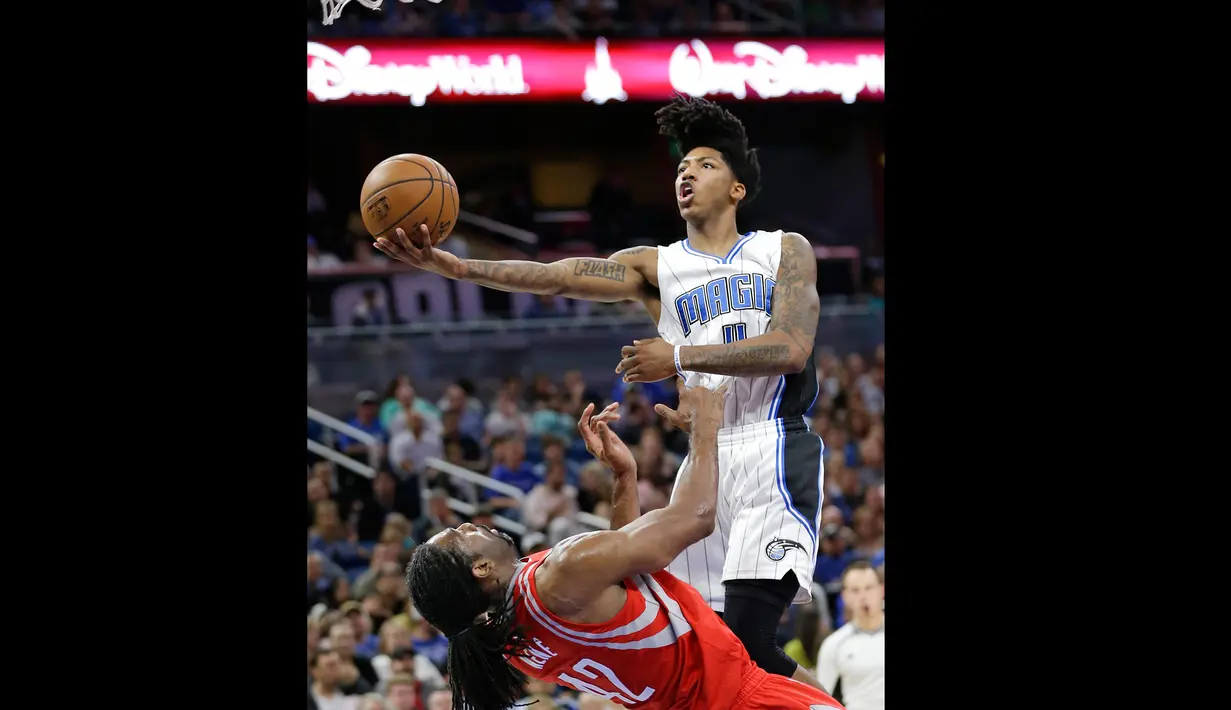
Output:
[678, 182, 695, 206]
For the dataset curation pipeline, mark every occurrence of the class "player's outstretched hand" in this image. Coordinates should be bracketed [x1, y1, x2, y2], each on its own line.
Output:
[373, 225, 464, 278]
[616, 337, 676, 383]
[577, 402, 636, 476]
[654, 379, 728, 433]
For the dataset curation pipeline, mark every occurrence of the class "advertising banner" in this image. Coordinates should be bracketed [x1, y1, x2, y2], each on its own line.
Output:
[307, 37, 884, 107]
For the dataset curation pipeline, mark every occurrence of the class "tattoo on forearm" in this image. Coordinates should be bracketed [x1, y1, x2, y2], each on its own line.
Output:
[684, 344, 793, 375]
[573, 259, 627, 282]
[462, 259, 561, 294]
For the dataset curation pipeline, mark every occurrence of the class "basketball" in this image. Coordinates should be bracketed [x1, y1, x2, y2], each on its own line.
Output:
[359, 153, 460, 247]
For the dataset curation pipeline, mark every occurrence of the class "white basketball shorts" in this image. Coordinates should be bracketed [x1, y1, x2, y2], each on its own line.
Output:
[665, 416, 826, 613]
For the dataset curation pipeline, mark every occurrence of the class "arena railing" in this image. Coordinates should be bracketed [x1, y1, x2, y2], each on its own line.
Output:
[306, 304, 876, 340]
[308, 313, 652, 340]
[307, 406, 611, 537]
[307, 407, 382, 473]
[423, 456, 611, 532]
[457, 210, 538, 248]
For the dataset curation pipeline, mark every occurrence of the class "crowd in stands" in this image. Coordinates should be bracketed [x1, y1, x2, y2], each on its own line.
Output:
[307, 345, 885, 709]
[308, 0, 885, 39]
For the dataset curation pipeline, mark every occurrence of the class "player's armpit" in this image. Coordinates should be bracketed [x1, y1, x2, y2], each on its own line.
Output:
[459, 246, 653, 303]
[676, 233, 819, 376]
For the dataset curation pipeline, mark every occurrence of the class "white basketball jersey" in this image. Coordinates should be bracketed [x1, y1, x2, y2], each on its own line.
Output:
[655, 229, 819, 429]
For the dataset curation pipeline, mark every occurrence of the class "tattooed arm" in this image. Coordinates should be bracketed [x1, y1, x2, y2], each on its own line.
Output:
[460, 247, 647, 302]
[374, 226, 656, 303]
[677, 233, 819, 377]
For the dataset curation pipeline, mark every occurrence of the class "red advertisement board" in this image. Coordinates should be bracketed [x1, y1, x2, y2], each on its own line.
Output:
[307, 37, 884, 106]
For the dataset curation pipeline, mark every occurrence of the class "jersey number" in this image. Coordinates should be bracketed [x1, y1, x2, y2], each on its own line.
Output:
[722, 323, 748, 344]
[556, 658, 656, 705]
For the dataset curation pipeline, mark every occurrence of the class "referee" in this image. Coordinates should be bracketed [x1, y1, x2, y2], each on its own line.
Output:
[816, 560, 884, 710]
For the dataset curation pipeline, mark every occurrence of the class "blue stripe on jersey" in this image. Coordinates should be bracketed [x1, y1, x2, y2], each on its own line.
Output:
[767, 375, 785, 420]
[722, 232, 757, 264]
[774, 418, 817, 542]
[681, 231, 756, 264]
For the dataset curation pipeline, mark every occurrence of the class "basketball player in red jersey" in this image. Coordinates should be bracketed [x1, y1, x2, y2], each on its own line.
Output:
[404, 382, 841, 710]
[380, 95, 825, 693]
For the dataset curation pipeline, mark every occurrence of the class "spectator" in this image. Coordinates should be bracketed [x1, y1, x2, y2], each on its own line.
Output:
[330, 620, 380, 689]
[783, 603, 827, 674]
[388, 406, 444, 478]
[436, 380, 486, 441]
[635, 426, 681, 487]
[356, 470, 418, 541]
[485, 391, 531, 440]
[309, 649, 357, 710]
[814, 523, 859, 599]
[531, 392, 576, 443]
[412, 489, 464, 543]
[380, 375, 441, 431]
[851, 506, 883, 560]
[341, 600, 380, 657]
[352, 288, 391, 327]
[373, 563, 410, 617]
[338, 391, 387, 461]
[352, 537, 400, 599]
[384, 674, 422, 710]
[575, 459, 612, 514]
[408, 606, 449, 672]
[523, 456, 580, 543]
[308, 477, 331, 529]
[375, 645, 444, 697]
[309, 500, 369, 569]
[356, 694, 393, 710]
[308, 551, 349, 614]
[439, 407, 485, 470]
[561, 369, 603, 418]
[485, 436, 539, 510]
[426, 690, 452, 710]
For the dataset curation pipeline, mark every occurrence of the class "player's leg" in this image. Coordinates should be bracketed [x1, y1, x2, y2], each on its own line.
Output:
[665, 441, 739, 613]
[736, 674, 844, 710]
[722, 419, 825, 685]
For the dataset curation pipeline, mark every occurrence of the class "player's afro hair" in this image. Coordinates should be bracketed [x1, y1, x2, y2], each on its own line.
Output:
[655, 94, 762, 208]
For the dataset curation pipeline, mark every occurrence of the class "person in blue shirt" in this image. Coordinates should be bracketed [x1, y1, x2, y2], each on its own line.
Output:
[814, 523, 859, 619]
[338, 390, 388, 459]
[484, 436, 540, 519]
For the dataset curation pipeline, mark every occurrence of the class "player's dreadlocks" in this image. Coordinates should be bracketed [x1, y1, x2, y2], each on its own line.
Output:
[655, 94, 762, 207]
[406, 544, 530, 710]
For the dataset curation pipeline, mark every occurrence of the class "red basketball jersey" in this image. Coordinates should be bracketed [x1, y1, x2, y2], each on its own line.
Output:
[506, 546, 764, 709]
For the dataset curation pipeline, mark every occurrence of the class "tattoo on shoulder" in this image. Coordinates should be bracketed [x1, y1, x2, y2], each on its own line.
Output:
[574, 259, 627, 282]
[769, 235, 820, 345]
[620, 246, 651, 256]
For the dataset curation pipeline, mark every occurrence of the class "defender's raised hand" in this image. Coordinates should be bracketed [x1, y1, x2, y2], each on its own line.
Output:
[374, 225, 465, 278]
[577, 402, 635, 475]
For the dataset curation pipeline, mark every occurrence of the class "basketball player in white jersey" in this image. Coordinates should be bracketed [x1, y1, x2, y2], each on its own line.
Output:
[374, 95, 824, 691]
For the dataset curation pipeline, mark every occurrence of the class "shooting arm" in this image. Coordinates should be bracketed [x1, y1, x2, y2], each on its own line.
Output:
[678, 233, 819, 376]
[459, 247, 651, 303]
[535, 416, 719, 609]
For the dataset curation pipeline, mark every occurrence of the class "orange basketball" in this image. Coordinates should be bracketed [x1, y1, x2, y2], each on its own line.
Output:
[359, 154, 460, 247]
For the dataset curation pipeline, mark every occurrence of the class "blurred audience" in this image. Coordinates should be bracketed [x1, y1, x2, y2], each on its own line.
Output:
[308, 345, 884, 707]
